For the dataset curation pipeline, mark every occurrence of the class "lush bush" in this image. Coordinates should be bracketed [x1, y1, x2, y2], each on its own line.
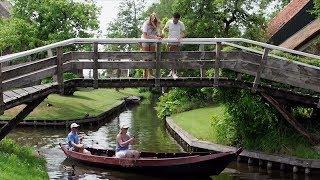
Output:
[156, 87, 216, 119]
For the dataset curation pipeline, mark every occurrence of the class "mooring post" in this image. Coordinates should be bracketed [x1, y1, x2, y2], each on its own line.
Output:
[56, 46, 64, 95]
[155, 42, 161, 87]
[214, 42, 221, 86]
[252, 48, 269, 92]
[93, 42, 99, 89]
[0, 62, 3, 115]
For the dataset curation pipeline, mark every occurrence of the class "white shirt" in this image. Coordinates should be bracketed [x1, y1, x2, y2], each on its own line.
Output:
[164, 19, 186, 38]
[141, 20, 159, 39]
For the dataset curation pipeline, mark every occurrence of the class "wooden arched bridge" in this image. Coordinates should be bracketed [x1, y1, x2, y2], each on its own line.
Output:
[0, 38, 320, 144]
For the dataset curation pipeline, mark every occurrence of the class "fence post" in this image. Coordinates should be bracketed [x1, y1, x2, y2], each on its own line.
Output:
[252, 48, 269, 92]
[56, 47, 64, 94]
[0, 63, 3, 115]
[155, 42, 162, 87]
[199, 44, 205, 78]
[214, 42, 222, 86]
[93, 42, 99, 89]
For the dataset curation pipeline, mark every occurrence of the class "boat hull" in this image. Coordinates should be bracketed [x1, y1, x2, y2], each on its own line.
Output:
[60, 143, 241, 176]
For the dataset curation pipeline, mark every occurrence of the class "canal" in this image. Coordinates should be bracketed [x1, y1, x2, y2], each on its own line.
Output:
[6, 98, 320, 179]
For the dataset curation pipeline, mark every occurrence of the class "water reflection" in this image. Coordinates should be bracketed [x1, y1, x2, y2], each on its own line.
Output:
[6, 99, 320, 180]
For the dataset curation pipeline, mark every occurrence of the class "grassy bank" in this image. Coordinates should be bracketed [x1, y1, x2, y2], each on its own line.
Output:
[0, 139, 48, 180]
[172, 105, 320, 159]
[0, 88, 143, 120]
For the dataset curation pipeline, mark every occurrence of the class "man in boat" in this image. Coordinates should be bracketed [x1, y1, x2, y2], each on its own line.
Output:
[66, 123, 91, 155]
[115, 124, 140, 158]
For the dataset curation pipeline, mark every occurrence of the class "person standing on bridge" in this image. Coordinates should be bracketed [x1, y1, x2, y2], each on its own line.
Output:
[162, 12, 187, 79]
[66, 123, 91, 155]
[141, 12, 163, 79]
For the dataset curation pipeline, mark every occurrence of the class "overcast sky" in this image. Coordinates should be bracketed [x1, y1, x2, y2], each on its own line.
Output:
[93, 0, 159, 35]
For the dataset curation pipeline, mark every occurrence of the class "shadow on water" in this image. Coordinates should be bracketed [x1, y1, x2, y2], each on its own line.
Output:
[6, 96, 320, 180]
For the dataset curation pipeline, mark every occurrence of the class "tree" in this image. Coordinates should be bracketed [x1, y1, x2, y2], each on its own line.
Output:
[106, 0, 146, 39]
[0, 0, 100, 53]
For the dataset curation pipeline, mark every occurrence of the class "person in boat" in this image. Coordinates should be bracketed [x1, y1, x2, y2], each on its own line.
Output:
[115, 124, 140, 158]
[66, 123, 91, 155]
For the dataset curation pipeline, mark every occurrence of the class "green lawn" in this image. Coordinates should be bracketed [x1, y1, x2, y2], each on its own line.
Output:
[172, 105, 226, 142]
[0, 88, 143, 120]
[0, 139, 48, 180]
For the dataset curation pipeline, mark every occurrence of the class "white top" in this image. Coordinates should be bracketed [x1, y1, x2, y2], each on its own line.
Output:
[164, 19, 186, 38]
[141, 20, 159, 39]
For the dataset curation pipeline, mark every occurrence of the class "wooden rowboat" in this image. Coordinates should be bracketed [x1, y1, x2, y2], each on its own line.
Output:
[60, 143, 242, 176]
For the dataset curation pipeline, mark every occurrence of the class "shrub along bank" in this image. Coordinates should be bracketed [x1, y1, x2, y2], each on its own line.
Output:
[158, 87, 320, 159]
[0, 139, 48, 180]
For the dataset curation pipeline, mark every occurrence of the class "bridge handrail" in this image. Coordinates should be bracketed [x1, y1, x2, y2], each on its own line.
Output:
[1, 38, 320, 63]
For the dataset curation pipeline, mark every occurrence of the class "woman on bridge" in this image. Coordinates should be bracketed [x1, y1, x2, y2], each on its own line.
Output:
[141, 12, 163, 78]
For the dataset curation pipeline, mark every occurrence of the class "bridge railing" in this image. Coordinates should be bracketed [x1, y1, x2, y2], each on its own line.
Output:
[0, 38, 320, 113]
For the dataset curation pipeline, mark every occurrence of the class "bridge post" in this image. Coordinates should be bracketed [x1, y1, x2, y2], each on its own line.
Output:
[214, 42, 222, 86]
[252, 48, 269, 92]
[93, 42, 99, 89]
[155, 42, 161, 87]
[0, 63, 3, 115]
[56, 46, 64, 95]
[199, 44, 205, 78]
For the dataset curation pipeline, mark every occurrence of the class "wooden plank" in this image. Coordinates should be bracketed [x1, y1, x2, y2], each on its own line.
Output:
[2, 52, 72, 81]
[22, 87, 39, 94]
[240, 51, 320, 78]
[162, 51, 216, 60]
[73, 51, 155, 61]
[253, 48, 269, 91]
[73, 60, 231, 70]
[3, 94, 13, 103]
[12, 89, 29, 96]
[4, 91, 21, 100]
[93, 43, 99, 89]
[2, 67, 56, 91]
[222, 60, 320, 92]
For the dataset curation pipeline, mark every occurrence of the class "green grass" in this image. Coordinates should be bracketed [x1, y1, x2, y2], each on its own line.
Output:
[0, 139, 48, 180]
[0, 88, 143, 120]
[172, 105, 320, 159]
[172, 105, 226, 142]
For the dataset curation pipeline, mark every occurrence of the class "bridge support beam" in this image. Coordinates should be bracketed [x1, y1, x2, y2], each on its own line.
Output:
[0, 62, 3, 115]
[93, 42, 99, 89]
[214, 42, 221, 86]
[261, 93, 319, 145]
[56, 47, 64, 94]
[0, 96, 47, 141]
[253, 48, 269, 92]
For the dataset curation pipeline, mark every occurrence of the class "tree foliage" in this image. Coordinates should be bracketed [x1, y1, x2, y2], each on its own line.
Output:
[106, 0, 146, 39]
[0, 0, 100, 53]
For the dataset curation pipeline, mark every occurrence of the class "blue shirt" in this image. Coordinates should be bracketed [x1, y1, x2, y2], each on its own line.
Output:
[67, 131, 79, 148]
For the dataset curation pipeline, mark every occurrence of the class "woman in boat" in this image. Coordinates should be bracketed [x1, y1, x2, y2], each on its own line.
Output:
[115, 124, 140, 158]
[66, 123, 91, 155]
[141, 12, 162, 78]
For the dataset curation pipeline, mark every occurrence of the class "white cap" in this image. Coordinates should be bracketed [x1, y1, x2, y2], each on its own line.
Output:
[120, 124, 129, 129]
[70, 123, 80, 128]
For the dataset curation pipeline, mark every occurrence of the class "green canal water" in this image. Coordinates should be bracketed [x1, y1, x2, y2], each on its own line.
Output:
[6, 98, 320, 179]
